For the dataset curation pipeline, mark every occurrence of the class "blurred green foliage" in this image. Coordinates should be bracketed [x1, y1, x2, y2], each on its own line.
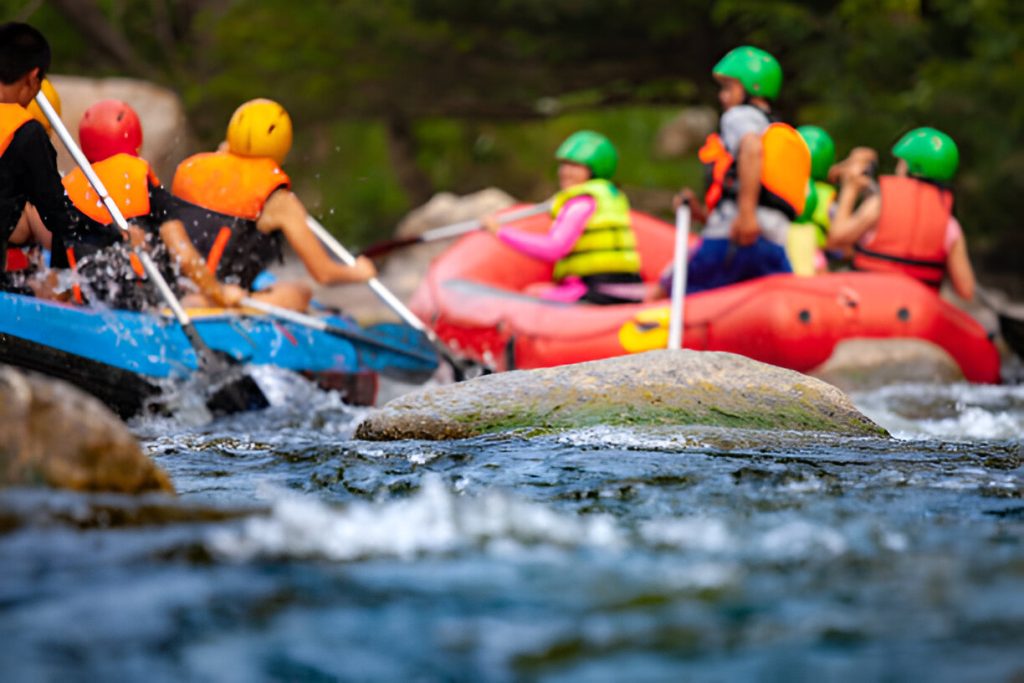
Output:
[4, 0, 1023, 270]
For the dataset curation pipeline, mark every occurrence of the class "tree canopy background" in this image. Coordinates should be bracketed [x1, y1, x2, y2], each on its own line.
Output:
[6, 0, 1024, 275]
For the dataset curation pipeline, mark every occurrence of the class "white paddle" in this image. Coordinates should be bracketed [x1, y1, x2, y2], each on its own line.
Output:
[667, 203, 690, 350]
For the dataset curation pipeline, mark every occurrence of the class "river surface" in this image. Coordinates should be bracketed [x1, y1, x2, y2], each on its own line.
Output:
[1, 369, 1022, 682]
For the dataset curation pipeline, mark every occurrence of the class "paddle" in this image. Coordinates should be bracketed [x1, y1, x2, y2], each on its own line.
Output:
[667, 203, 690, 350]
[975, 286, 1024, 359]
[360, 201, 552, 259]
[35, 91, 268, 415]
[239, 297, 439, 366]
[304, 215, 481, 379]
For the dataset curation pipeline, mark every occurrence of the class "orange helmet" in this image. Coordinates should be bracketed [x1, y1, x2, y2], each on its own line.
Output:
[79, 99, 143, 163]
[226, 98, 292, 164]
[26, 78, 61, 134]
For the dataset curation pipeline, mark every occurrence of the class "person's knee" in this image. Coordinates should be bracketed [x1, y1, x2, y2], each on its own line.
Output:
[254, 281, 312, 311]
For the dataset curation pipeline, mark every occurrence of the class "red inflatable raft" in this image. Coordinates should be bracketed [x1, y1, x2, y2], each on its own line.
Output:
[408, 208, 1000, 383]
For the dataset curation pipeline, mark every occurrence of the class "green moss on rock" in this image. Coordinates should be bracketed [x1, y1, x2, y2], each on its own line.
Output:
[357, 350, 888, 441]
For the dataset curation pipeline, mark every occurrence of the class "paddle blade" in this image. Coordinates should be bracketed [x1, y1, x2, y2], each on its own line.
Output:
[998, 311, 1024, 360]
[362, 322, 440, 382]
[197, 348, 270, 415]
[205, 373, 270, 416]
[976, 286, 1024, 360]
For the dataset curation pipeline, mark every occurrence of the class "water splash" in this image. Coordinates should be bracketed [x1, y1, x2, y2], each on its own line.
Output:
[852, 382, 1024, 441]
[208, 475, 624, 562]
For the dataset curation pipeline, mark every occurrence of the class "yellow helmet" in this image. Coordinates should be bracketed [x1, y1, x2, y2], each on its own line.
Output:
[226, 98, 293, 165]
[26, 78, 61, 134]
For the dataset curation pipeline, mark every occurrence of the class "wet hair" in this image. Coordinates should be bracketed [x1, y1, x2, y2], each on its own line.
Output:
[0, 23, 51, 85]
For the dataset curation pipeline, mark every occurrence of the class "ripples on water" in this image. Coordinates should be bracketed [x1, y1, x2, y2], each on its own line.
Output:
[1, 371, 1022, 682]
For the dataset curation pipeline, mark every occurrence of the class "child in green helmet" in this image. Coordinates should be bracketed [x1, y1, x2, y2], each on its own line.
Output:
[483, 130, 643, 305]
[828, 127, 975, 300]
[785, 125, 837, 276]
[665, 45, 810, 294]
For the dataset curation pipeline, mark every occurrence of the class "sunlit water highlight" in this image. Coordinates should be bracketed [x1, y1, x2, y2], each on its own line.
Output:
[0, 376, 1021, 681]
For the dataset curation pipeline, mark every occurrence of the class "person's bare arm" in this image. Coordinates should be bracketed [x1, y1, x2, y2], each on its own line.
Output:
[258, 189, 376, 285]
[828, 147, 879, 185]
[673, 188, 706, 223]
[731, 132, 762, 246]
[158, 219, 243, 307]
[945, 235, 975, 301]
[9, 203, 52, 249]
[827, 170, 880, 252]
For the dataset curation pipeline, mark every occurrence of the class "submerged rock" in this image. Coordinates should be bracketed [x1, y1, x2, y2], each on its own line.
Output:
[811, 338, 964, 392]
[0, 367, 173, 494]
[356, 350, 888, 441]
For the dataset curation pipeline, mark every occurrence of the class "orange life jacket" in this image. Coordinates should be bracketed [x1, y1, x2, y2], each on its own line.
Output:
[2, 105, 38, 272]
[61, 155, 161, 299]
[171, 151, 290, 220]
[853, 175, 951, 287]
[62, 154, 159, 225]
[0, 103, 33, 158]
[170, 152, 290, 289]
[698, 122, 810, 220]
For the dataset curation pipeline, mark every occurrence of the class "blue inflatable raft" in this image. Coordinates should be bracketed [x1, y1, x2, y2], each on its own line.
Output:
[0, 291, 438, 417]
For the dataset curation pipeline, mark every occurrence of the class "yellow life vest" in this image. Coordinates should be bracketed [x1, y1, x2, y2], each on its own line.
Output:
[551, 179, 640, 281]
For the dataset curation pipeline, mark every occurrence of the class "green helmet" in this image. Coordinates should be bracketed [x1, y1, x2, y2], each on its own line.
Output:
[892, 127, 959, 182]
[555, 130, 618, 180]
[713, 46, 782, 101]
[797, 125, 835, 182]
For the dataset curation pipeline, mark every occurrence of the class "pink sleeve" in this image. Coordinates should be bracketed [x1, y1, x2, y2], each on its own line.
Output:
[944, 215, 963, 254]
[497, 195, 595, 262]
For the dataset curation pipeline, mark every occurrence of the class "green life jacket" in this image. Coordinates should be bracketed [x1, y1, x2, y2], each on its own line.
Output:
[809, 181, 835, 246]
[786, 180, 836, 276]
[551, 179, 640, 281]
[792, 180, 835, 244]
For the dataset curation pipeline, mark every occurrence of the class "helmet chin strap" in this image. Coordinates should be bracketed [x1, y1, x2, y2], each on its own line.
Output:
[742, 93, 772, 113]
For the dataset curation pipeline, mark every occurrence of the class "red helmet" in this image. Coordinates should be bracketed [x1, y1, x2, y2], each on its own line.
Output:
[79, 99, 143, 163]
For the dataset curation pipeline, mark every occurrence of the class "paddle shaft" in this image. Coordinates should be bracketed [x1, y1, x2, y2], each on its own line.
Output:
[361, 201, 552, 258]
[34, 92, 224, 361]
[240, 297, 438, 364]
[668, 204, 690, 350]
[305, 215, 465, 365]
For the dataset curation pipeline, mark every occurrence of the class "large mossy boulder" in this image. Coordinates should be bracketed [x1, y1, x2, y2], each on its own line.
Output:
[0, 367, 173, 494]
[356, 350, 888, 441]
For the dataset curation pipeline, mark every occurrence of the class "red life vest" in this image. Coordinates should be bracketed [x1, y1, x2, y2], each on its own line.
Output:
[698, 122, 810, 220]
[853, 175, 951, 287]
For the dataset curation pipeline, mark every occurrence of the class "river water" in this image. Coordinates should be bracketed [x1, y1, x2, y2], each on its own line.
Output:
[1, 369, 1022, 682]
